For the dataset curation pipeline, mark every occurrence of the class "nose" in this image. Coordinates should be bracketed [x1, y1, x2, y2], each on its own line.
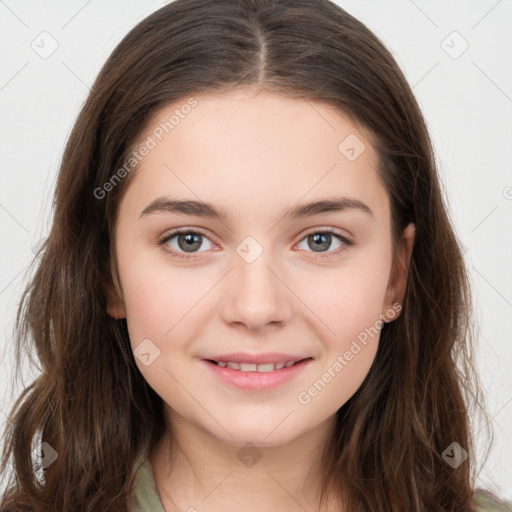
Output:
[220, 245, 293, 331]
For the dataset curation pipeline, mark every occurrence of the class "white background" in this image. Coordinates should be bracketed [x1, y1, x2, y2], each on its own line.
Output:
[1, 0, 511, 500]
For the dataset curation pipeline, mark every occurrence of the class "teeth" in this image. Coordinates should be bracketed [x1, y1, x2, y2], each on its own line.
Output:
[215, 360, 300, 372]
[240, 363, 258, 372]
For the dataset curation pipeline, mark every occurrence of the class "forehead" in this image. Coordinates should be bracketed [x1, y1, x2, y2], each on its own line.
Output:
[118, 89, 389, 225]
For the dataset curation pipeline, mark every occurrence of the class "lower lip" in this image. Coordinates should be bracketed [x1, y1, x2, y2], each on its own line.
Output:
[202, 358, 313, 391]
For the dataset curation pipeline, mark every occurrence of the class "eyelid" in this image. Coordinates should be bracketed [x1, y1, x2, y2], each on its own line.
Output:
[157, 227, 218, 255]
[296, 227, 353, 258]
[299, 225, 352, 242]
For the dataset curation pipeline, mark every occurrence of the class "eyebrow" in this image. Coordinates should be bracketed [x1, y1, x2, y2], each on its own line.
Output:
[139, 195, 373, 222]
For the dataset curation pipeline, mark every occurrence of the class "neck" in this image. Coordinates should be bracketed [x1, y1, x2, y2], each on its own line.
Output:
[149, 410, 341, 512]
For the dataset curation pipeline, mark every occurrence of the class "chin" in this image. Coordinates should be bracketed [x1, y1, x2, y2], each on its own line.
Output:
[211, 423, 300, 449]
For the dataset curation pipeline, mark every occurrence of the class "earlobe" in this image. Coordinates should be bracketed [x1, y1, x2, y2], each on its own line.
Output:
[383, 222, 415, 321]
[107, 299, 126, 320]
[399, 222, 415, 276]
[105, 275, 127, 320]
[104, 252, 127, 319]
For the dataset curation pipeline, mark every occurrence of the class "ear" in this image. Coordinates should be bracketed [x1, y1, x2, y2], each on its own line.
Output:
[105, 272, 127, 320]
[382, 222, 415, 321]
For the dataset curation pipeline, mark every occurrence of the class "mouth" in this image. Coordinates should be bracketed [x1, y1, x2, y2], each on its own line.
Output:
[202, 356, 314, 391]
[204, 357, 313, 373]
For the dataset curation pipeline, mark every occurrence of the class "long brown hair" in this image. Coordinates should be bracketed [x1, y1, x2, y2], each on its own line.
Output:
[0, 0, 491, 510]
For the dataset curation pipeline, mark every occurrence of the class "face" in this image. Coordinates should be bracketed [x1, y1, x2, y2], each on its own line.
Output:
[108, 89, 413, 448]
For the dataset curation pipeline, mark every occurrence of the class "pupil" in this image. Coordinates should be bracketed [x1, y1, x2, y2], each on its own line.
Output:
[310, 233, 330, 252]
[179, 233, 201, 252]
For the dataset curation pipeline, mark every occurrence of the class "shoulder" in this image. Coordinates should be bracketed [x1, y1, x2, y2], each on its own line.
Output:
[473, 489, 512, 512]
[129, 457, 166, 512]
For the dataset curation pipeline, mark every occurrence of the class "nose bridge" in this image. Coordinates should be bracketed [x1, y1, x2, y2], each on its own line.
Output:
[221, 235, 291, 329]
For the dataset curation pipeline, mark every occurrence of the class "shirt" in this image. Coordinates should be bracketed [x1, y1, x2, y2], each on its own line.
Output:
[129, 457, 512, 512]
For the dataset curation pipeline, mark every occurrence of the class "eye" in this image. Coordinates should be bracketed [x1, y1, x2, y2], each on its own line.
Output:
[157, 227, 352, 260]
[296, 229, 352, 258]
[157, 229, 215, 259]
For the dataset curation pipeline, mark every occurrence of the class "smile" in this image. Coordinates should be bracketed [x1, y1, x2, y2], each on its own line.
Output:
[207, 360, 307, 372]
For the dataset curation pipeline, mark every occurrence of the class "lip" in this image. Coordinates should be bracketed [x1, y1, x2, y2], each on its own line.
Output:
[201, 357, 313, 391]
[203, 352, 309, 365]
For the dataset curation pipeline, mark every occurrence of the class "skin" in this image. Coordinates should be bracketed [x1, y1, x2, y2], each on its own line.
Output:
[107, 88, 415, 512]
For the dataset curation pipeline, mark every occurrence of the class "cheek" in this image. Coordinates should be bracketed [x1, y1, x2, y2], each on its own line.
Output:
[294, 270, 387, 412]
[123, 272, 175, 342]
[118, 241, 209, 340]
[119, 260, 202, 395]
[292, 255, 391, 405]
[296, 259, 391, 340]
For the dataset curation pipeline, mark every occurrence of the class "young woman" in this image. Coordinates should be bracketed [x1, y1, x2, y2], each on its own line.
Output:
[1, 1, 510, 510]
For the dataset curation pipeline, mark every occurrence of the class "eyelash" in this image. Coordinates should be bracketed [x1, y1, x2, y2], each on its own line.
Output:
[156, 228, 353, 260]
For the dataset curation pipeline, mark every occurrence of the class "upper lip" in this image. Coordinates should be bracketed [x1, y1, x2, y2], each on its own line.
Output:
[203, 352, 311, 364]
